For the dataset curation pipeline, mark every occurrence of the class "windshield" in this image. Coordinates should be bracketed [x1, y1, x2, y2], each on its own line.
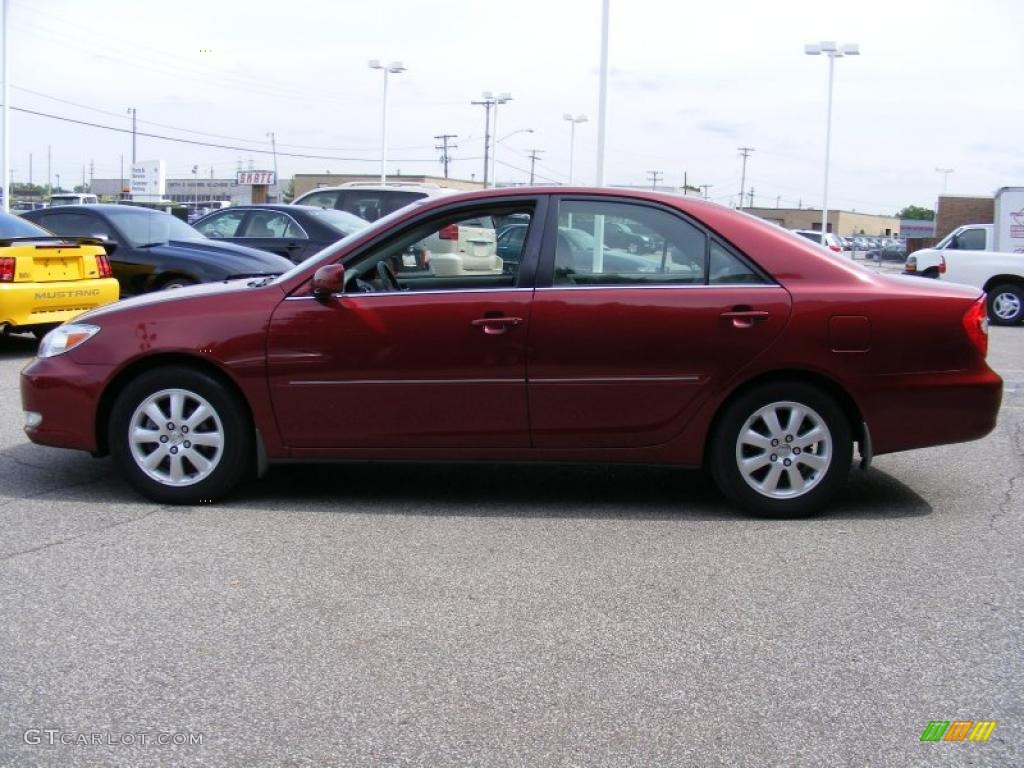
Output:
[105, 208, 205, 246]
[305, 208, 370, 234]
[0, 212, 51, 238]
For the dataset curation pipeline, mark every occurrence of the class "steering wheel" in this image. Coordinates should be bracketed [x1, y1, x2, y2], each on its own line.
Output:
[376, 260, 401, 292]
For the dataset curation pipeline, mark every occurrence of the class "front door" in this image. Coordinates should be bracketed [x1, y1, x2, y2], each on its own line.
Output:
[267, 199, 543, 452]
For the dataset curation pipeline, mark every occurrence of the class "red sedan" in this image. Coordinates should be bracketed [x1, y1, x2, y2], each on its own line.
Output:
[20, 188, 1001, 516]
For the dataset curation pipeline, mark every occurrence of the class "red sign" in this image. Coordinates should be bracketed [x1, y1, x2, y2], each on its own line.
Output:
[236, 170, 276, 185]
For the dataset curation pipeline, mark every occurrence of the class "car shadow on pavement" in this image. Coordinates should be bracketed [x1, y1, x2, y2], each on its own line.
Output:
[0, 333, 39, 359]
[233, 461, 932, 522]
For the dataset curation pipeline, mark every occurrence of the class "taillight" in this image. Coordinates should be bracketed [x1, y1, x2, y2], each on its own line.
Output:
[829, 244, 842, 252]
[962, 297, 989, 357]
[96, 254, 113, 278]
[905, 257, 916, 272]
[439, 224, 459, 240]
[939, 255, 946, 274]
[0, 257, 13, 282]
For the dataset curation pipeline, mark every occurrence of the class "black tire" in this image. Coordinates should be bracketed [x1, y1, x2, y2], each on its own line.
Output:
[109, 367, 252, 504]
[986, 283, 1024, 326]
[920, 267, 940, 279]
[159, 276, 198, 291]
[709, 381, 852, 518]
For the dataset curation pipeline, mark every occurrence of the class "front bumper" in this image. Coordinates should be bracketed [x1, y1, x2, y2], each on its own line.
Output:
[20, 353, 110, 453]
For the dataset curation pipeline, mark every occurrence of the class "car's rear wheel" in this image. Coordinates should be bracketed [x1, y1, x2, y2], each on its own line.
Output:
[159, 276, 198, 291]
[710, 382, 852, 517]
[987, 284, 1024, 325]
[109, 367, 251, 504]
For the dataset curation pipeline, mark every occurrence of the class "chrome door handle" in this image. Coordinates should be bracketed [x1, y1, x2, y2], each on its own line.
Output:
[471, 316, 523, 335]
[720, 310, 769, 328]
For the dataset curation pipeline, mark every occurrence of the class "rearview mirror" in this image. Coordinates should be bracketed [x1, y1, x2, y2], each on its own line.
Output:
[312, 264, 345, 300]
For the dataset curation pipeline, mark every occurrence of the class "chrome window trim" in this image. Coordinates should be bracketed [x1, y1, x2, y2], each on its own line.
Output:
[530, 375, 701, 383]
[536, 283, 781, 291]
[283, 287, 535, 301]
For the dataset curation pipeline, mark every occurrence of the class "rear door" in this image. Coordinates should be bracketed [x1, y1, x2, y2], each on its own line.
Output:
[527, 196, 792, 449]
[233, 210, 311, 262]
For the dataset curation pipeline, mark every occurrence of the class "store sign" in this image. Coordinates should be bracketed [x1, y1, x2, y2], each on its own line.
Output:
[236, 170, 276, 185]
[130, 160, 167, 201]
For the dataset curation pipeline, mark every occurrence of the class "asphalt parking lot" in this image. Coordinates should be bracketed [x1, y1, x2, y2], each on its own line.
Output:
[0, 321, 1020, 767]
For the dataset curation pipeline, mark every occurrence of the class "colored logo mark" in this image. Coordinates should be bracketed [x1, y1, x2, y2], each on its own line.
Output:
[920, 720, 997, 742]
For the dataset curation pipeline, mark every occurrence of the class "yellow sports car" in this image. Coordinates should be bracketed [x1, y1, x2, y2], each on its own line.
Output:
[0, 211, 119, 338]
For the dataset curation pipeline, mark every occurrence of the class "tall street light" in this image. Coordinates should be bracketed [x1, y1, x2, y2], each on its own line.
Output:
[494, 127, 533, 184]
[563, 113, 588, 184]
[368, 59, 406, 184]
[804, 40, 859, 236]
[489, 92, 513, 186]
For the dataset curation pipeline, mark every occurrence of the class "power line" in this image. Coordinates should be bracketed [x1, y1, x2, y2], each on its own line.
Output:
[6, 104, 440, 163]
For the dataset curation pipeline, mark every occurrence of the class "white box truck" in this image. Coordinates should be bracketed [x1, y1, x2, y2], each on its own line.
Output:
[904, 186, 1024, 277]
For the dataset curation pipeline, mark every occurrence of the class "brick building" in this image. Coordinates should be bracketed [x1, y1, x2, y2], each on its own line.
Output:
[741, 207, 900, 237]
[934, 195, 994, 240]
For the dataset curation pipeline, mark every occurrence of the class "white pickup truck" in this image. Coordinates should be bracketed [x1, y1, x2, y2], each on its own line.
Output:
[939, 251, 1024, 325]
[904, 224, 992, 278]
[905, 186, 1024, 279]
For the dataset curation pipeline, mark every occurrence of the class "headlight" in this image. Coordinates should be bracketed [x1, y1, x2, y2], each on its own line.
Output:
[37, 323, 101, 358]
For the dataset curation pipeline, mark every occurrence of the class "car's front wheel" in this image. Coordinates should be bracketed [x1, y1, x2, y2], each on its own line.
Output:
[109, 367, 252, 504]
[987, 284, 1024, 325]
[710, 382, 852, 517]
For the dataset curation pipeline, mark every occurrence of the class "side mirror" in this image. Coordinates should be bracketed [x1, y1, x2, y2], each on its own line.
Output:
[312, 264, 345, 300]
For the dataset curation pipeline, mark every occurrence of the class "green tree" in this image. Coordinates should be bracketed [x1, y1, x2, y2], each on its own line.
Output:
[896, 205, 935, 220]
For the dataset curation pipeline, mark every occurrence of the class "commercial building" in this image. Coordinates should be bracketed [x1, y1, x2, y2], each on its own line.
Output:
[89, 177, 273, 205]
[934, 195, 994, 240]
[741, 207, 900, 237]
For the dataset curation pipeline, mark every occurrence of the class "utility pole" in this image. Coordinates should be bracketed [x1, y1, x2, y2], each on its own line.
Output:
[127, 107, 137, 164]
[120, 154, 124, 198]
[81, 165, 85, 190]
[646, 170, 663, 190]
[737, 146, 754, 209]
[699, 184, 712, 200]
[434, 133, 457, 178]
[776, 195, 781, 208]
[267, 131, 278, 179]
[526, 149, 544, 184]
[471, 94, 499, 188]
[748, 187, 755, 208]
[89, 159, 94, 190]
[28, 152, 32, 188]
[47, 145, 51, 195]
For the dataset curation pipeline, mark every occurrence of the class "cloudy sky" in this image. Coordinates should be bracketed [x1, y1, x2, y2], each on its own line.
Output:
[4, 0, 1021, 213]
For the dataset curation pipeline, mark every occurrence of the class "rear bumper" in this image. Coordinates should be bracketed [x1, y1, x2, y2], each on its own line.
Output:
[859, 366, 1003, 455]
[0, 278, 119, 328]
[20, 354, 108, 453]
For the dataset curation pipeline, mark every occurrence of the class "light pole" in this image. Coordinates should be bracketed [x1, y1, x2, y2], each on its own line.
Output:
[126, 107, 136, 165]
[2, 0, 9, 213]
[805, 40, 859, 236]
[192, 164, 198, 208]
[563, 113, 588, 184]
[368, 60, 406, 184]
[494, 128, 533, 184]
[267, 131, 278, 199]
[489, 92, 512, 187]
[54, 172, 60, 193]
[472, 92, 510, 189]
[935, 167, 953, 193]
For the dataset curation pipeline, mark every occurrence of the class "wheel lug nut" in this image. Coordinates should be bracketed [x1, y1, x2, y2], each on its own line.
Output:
[170, 446, 178, 454]
[159, 435, 169, 444]
[167, 422, 175, 431]
[770, 454, 778, 461]
[783, 458, 792, 466]
[181, 426, 189, 434]
[771, 439, 779, 447]
[793, 448, 801, 455]
[785, 435, 793, 443]
[184, 441, 191, 449]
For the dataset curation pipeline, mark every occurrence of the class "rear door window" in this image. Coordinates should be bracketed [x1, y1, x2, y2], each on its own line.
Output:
[298, 190, 340, 209]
